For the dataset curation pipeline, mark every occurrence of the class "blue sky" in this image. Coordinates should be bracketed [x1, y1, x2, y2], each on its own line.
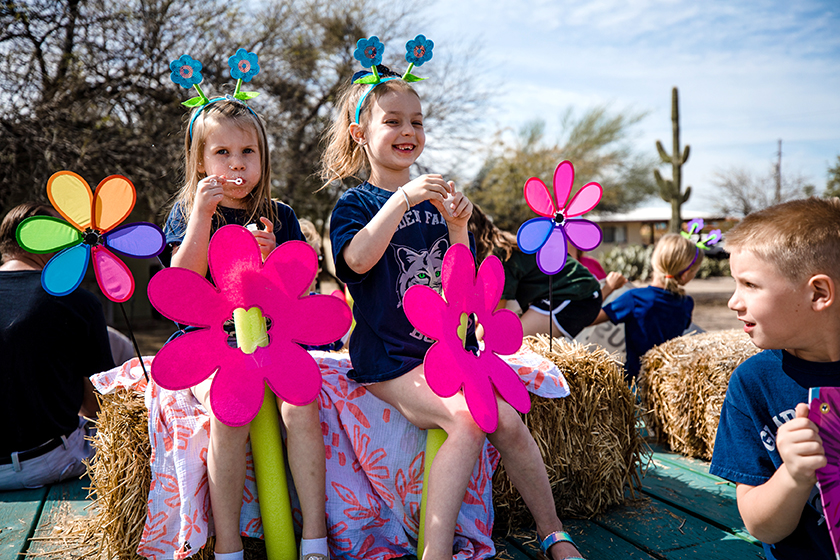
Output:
[423, 0, 840, 211]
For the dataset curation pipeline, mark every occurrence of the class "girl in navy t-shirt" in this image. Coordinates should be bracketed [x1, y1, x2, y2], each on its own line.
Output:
[322, 67, 582, 559]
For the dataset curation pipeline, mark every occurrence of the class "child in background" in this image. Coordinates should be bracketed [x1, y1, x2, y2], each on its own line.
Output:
[323, 56, 584, 559]
[469, 204, 619, 339]
[590, 232, 700, 381]
[298, 218, 348, 351]
[709, 198, 840, 560]
[569, 244, 607, 281]
[164, 98, 329, 560]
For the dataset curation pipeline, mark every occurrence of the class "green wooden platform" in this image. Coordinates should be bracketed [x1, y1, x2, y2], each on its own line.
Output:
[0, 475, 91, 560]
[0, 447, 763, 559]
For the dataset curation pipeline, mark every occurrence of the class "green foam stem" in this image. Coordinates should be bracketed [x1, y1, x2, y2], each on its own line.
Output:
[417, 428, 447, 557]
[233, 307, 296, 560]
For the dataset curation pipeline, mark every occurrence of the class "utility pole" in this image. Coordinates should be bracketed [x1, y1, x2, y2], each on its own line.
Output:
[774, 139, 782, 204]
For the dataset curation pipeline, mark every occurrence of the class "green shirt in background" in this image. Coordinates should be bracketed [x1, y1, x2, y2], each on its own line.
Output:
[499, 250, 600, 311]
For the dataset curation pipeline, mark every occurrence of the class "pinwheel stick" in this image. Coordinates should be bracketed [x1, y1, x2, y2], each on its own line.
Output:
[232, 307, 296, 560]
[417, 427, 447, 557]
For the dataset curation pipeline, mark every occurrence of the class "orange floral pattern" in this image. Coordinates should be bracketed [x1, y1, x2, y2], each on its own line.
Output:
[92, 348, 568, 560]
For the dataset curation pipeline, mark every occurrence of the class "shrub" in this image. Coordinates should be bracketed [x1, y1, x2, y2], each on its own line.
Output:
[602, 244, 731, 281]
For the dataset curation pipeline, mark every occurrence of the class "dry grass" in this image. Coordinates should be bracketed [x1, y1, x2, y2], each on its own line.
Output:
[638, 329, 759, 460]
[492, 335, 646, 534]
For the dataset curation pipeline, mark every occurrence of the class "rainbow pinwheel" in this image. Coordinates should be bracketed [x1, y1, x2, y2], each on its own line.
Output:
[16, 171, 165, 303]
[516, 160, 603, 275]
[148, 226, 352, 427]
[403, 243, 528, 433]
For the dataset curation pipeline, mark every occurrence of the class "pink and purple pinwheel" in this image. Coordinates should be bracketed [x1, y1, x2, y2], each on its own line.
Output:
[809, 386, 840, 557]
[403, 243, 529, 433]
[15, 170, 165, 303]
[516, 160, 603, 275]
[147, 226, 352, 427]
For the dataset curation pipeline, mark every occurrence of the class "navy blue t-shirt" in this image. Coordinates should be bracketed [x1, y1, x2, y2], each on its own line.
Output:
[710, 349, 840, 560]
[603, 285, 693, 380]
[330, 182, 472, 384]
[1, 270, 114, 455]
[163, 200, 303, 272]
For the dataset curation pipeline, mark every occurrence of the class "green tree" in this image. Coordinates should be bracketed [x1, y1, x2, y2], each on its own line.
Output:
[826, 155, 840, 198]
[466, 107, 656, 232]
[711, 165, 813, 217]
[0, 0, 488, 233]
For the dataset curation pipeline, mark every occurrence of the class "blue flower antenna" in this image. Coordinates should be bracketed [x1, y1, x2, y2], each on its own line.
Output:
[352, 34, 435, 123]
[168, 50, 262, 137]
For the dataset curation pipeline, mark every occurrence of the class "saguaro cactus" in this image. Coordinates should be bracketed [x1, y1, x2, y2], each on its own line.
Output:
[654, 87, 691, 233]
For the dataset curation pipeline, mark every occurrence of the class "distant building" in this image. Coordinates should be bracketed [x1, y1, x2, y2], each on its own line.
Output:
[590, 207, 734, 255]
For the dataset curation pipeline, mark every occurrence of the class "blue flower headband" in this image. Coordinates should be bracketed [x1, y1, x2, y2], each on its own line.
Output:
[678, 218, 722, 274]
[352, 34, 434, 124]
[169, 49, 261, 138]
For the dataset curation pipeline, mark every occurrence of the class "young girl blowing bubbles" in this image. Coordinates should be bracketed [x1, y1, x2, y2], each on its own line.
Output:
[591, 232, 702, 382]
[322, 43, 584, 559]
[163, 97, 329, 560]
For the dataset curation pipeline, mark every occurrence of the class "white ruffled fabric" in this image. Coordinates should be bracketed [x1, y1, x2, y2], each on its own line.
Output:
[92, 348, 568, 560]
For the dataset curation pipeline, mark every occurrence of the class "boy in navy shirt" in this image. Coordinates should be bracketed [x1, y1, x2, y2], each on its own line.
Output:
[710, 197, 840, 560]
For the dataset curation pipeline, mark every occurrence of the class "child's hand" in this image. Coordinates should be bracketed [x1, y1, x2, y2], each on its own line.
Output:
[195, 175, 226, 217]
[439, 185, 473, 229]
[250, 217, 276, 260]
[401, 174, 451, 209]
[605, 271, 627, 291]
[777, 402, 826, 487]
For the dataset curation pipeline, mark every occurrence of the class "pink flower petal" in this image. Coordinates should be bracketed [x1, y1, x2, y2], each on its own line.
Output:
[263, 240, 320, 300]
[209, 353, 269, 426]
[151, 328, 228, 390]
[264, 341, 323, 406]
[475, 255, 505, 313]
[461, 368, 498, 433]
[552, 161, 575, 212]
[403, 284, 449, 341]
[92, 246, 134, 302]
[481, 310, 523, 355]
[523, 177, 555, 217]
[440, 243, 477, 308]
[565, 181, 602, 217]
[208, 225, 263, 304]
[148, 267, 229, 327]
[425, 342, 469, 398]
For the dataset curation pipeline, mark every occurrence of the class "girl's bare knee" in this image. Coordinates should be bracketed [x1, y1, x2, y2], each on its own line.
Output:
[280, 400, 320, 431]
[446, 411, 487, 450]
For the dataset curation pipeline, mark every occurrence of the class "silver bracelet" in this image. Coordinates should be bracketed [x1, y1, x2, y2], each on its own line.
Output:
[398, 186, 411, 211]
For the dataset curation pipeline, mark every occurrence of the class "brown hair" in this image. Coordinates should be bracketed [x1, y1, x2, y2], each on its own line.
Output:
[0, 202, 56, 261]
[172, 99, 276, 228]
[320, 79, 420, 187]
[724, 197, 840, 283]
[652, 233, 703, 296]
[468, 204, 518, 262]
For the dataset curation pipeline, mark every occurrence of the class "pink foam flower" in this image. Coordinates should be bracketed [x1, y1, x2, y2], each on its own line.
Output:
[148, 225, 352, 426]
[403, 243, 529, 433]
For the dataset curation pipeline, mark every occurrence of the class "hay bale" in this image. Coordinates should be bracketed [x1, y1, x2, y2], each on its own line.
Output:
[43, 389, 218, 560]
[639, 329, 759, 460]
[492, 335, 645, 534]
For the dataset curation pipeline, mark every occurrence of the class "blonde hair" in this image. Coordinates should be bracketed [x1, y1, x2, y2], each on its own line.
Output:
[172, 99, 276, 227]
[468, 204, 518, 261]
[652, 233, 703, 296]
[320, 79, 420, 187]
[724, 197, 840, 284]
[298, 218, 322, 256]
